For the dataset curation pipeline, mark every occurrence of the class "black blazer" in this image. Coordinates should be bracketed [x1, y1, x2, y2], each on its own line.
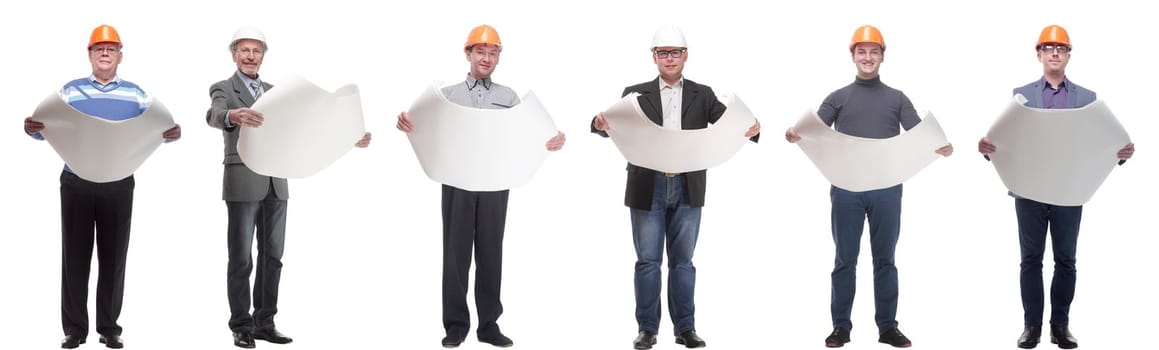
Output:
[591, 78, 758, 210]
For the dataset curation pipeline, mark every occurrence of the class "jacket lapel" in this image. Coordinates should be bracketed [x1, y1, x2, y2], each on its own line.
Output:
[1064, 77, 1080, 108]
[681, 79, 699, 123]
[638, 78, 663, 126]
[231, 74, 256, 107]
[1027, 78, 1044, 108]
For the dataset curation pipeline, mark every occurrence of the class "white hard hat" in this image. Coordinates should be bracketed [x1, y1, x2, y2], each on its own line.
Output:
[651, 25, 687, 49]
[230, 26, 267, 51]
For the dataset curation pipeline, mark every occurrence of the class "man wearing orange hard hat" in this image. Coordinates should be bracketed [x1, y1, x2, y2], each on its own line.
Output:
[23, 24, 182, 349]
[396, 24, 565, 348]
[591, 25, 761, 350]
[978, 24, 1134, 350]
[785, 25, 952, 349]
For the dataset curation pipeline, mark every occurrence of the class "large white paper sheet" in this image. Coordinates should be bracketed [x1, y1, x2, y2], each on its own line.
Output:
[31, 94, 174, 183]
[240, 75, 366, 178]
[602, 93, 755, 173]
[986, 95, 1130, 206]
[793, 111, 948, 192]
[405, 83, 557, 191]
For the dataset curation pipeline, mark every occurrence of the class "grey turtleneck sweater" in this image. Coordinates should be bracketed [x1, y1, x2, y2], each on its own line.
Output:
[817, 76, 921, 139]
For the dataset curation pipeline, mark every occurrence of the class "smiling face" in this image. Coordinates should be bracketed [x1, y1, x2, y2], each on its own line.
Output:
[466, 43, 501, 80]
[851, 42, 883, 79]
[88, 42, 122, 81]
[652, 46, 687, 84]
[232, 39, 265, 78]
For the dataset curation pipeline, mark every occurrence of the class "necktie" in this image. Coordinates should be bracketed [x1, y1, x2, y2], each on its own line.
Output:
[250, 81, 263, 100]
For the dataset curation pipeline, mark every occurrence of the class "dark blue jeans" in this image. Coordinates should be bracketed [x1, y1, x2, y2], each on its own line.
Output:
[1015, 198, 1082, 327]
[829, 185, 902, 334]
[630, 174, 701, 334]
[225, 186, 288, 332]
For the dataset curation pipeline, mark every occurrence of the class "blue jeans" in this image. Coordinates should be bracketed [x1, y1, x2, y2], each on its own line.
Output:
[1015, 198, 1082, 327]
[829, 185, 902, 334]
[630, 174, 702, 334]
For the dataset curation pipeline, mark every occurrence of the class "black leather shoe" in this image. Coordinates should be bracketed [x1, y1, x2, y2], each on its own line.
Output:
[61, 335, 86, 349]
[675, 330, 706, 348]
[99, 335, 124, 349]
[1050, 325, 1078, 349]
[233, 331, 256, 349]
[1018, 326, 1042, 349]
[253, 328, 293, 344]
[878, 327, 912, 348]
[825, 328, 850, 348]
[478, 332, 514, 348]
[633, 331, 657, 349]
[441, 334, 465, 348]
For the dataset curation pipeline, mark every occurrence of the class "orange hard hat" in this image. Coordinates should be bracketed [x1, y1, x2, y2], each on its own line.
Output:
[464, 25, 502, 50]
[89, 24, 121, 48]
[849, 25, 885, 52]
[1036, 25, 1070, 49]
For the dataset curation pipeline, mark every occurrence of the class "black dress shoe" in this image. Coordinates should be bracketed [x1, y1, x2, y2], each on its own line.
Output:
[825, 328, 850, 348]
[633, 331, 657, 350]
[100, 335, 124, 349]
[878, 327, 912, 348]
[478, 332, 514, 348]
[1050, 325, 1078, 349]
[61, 335, 86, 349]
[253, 328, 293, 344]
[1018, 325, 1042, 349]
[233, 331, 256, 349]
[675, 330, 706, 348]
[441, 334, 465, 348]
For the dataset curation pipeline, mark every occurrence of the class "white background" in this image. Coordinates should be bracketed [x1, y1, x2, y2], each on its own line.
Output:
[2, 0, 1154, 349]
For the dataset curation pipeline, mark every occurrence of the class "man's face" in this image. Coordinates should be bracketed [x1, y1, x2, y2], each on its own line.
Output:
[1037, 43, 1071, 75]
[652, 46, 687, 83]
[851, 43, 883, 77]
[88, 43, 122, 76]
[232, 39, 265, 78]
[466, 44, 501, 80]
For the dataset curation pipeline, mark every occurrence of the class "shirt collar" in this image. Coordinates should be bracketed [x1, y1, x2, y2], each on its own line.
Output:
[659, 77, 684, 90]
[236, 70, 262, 87]
[466, 74, 492, 91]
[1041, 77, 1068, 92]
[89, 75, 122, 89]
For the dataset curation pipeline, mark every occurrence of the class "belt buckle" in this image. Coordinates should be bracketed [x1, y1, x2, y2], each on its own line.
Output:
[663, 172, 679, 177]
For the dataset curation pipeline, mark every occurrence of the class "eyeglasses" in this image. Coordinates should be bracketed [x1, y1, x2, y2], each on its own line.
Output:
[89, 46, 120, 54]
[653, 48, 686, 59]
[236, 48, 264, 56]
[1039, 44, 1071, 53]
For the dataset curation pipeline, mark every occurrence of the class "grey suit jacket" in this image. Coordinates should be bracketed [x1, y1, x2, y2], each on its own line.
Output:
[1014, 77, 1096, 109]
[206, 73, 289, 201]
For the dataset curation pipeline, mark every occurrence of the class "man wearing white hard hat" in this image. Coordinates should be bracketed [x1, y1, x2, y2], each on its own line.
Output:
[396, 24, 565, 348]
[205, 26, 371, 349]
[591, 25, 760, 350]
[23, 24, 182, 349]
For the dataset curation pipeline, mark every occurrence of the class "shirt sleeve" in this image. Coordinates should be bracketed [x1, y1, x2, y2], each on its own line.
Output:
[897, 92, 921, 131]
[817, 91, 840, 127]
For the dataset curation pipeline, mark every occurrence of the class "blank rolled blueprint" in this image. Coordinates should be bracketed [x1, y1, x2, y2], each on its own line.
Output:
[32, 94, 175, 183]
[986, 95, 1130, 206]
[793, 111, 948, 192]
[405, 83, 557, 191]
[602, 93, 755, 173]
[241, 74, 366, 178]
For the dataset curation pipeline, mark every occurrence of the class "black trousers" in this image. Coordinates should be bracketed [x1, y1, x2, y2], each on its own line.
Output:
[441, 185, 509, 339]
[60, 171, 134, 337]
